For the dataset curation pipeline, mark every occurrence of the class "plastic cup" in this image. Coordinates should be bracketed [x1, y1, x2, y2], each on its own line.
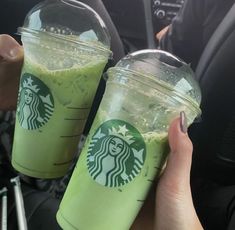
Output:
[56, 49, 201, 229]
[11, 0, 112, 178]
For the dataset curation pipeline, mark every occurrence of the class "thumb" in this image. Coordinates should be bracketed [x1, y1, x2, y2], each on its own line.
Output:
[0, 34, 23, 62]
[159, 111, 193, 194]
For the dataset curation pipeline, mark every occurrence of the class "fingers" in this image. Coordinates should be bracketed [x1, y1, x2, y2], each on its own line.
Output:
[0, 34, 23, 110]
[160, 112, 193, 194]
[0, 34, 23, 62]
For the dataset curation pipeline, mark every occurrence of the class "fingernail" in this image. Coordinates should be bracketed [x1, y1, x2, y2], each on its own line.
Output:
[180, 111, 188, 133]
[8, 47, 22, 59]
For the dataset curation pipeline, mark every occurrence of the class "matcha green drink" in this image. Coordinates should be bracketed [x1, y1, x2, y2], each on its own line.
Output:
[12, 57, 107, 178]
[11, 0, 112, 178]
[57, 50, 201, 229]
[57, 83, 171, 230]
[57, 112, 168, 230]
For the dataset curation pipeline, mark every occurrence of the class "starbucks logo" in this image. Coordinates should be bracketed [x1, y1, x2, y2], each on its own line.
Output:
[17, 73, 54, 130]
[87, 120, 146, 187]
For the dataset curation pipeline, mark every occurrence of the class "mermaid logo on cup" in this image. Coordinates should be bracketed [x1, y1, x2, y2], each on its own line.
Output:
[17, 73, 54, 130]
[87, 119, 146, 187]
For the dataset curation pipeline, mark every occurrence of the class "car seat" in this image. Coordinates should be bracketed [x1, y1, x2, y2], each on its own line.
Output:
[188, 4, 235, 229]
[189, 2, 235, 186]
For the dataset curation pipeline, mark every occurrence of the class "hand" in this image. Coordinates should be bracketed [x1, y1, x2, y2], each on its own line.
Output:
[155, 112, 203, 230]
[0, 34, 23, 110]
[131, 112, 203, 230]
[156, 25, 170, 42]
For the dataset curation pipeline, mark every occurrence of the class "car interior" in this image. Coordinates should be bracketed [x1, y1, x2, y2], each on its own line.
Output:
[1, 0, 235, 229]
[100, 0, 235, 188]
[102, 0, 185, 51]
[190, 2, 235, 185]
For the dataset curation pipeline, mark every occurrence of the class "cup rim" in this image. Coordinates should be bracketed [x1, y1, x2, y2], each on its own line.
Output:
[17, 27, 113, 58]
[107, 67, 202, 117]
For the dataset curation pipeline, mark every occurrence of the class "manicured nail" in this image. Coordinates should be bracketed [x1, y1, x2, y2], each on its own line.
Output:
[180, 111, 188, 133]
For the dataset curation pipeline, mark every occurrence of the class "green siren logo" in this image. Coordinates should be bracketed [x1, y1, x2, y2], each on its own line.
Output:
[17, 73, 54, 130]
[87, 120, 146, 187]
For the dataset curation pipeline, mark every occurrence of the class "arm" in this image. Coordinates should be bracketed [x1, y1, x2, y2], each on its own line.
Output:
[156, 25, 170, 42]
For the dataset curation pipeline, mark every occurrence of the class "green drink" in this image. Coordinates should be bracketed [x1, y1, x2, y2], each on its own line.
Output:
[57, 111, 169, 230]
[12, 56, 107, 178]
[11, 0, 112, 178]
[57, 50, 201, 229]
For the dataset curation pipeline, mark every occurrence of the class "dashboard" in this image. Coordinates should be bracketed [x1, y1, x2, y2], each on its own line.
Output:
[102, 0, 184, 51]
[152, 0, 184, 27]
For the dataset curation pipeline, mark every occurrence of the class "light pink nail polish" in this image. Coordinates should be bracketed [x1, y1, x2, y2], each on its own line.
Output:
[180, 111, 188, 133]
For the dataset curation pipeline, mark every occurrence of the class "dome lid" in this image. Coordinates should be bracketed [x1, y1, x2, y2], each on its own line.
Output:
[18, 0, 111, 54]
[108, 49, 201, 115]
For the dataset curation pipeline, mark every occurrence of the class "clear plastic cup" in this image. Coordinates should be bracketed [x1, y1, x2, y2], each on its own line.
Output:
[56, 49, 201, 229]
[11, 0, 112, 178]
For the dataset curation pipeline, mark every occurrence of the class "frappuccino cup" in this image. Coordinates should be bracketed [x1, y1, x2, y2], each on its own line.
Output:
[56, 50, 201, 229]
[11, 0, 112, 178]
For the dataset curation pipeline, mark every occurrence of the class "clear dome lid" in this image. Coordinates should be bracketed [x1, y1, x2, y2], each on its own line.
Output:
[18, 0, 111, 54]
[107, 49, 201, 115]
